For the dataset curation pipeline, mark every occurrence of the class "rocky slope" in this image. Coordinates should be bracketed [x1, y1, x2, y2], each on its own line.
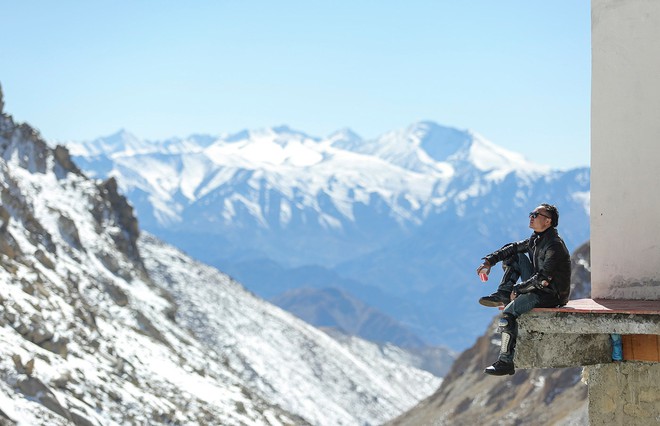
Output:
[387, 242, 592, 425]
[0, 85, 442, 425]
[272, 287, 456, 377]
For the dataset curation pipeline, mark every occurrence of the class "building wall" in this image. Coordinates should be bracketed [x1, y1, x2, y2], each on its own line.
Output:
[591, 0, 660, 299]
[587, 362, 660, 425]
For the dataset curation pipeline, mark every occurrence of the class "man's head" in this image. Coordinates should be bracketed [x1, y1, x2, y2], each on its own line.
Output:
[529, 203, 559, 232]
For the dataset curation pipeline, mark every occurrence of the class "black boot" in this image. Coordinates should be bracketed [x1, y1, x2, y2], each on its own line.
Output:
[484, 313, 517, 376]
[478, 291, 510, 307]
[484, 360, 515, 376]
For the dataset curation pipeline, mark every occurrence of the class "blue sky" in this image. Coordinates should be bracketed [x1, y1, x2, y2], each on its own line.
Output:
[1, 1, 591, 168]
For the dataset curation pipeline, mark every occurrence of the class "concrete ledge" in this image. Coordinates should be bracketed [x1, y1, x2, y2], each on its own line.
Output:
[516, 331, 611, 369]
[515, 299, 660, 368]
[518, 311, 660, 335]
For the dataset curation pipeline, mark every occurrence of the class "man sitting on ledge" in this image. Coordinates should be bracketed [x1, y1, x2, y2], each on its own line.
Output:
[476, 203, 571, 376]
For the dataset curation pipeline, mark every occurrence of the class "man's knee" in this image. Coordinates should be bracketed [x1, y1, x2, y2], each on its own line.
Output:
[498, 313, 517, 357]
[497, 313, 517, 333]
[502, 253, 520, 269]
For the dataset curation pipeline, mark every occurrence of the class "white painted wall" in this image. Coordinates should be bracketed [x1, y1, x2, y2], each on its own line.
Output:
[591, 0, 660, 299]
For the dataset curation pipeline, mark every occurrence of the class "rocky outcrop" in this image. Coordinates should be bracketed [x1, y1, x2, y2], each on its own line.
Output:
[0, 173, 56, 254]
[0, 205, 21, 260]
[0, 101, 83, 179]
[17, 377, 72, 422]
[56, 213, 82, 250]
[53, 145, 83, 177]
[0, 91, 144, 276]
[92, 177, 143, 271]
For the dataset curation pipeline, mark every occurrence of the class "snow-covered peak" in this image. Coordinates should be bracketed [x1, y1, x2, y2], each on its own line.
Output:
[69, 121, 547, 178]
[224, 125, 319, 146]
[368, 123, 447, 173]
[63, 120, 561, 234]
[359, 121, 547, 177]
[321, 121, 466, 173]
[155, 134, 219, 155]
[410, 121, 472, 162]
[66, 129, 144, 157]
[205, 126, 324, 168]
[66, 130, 218, 158]
[463, 131, 551, 178]
[326, 128, 364, 150]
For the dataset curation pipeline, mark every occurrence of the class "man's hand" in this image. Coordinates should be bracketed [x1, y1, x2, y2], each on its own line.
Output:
[512, 276, 546, 295]
[476, 261, 491, 276]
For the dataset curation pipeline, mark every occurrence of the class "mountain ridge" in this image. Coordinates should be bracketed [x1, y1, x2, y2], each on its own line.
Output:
[64, 121, 565, 261]
[62, 120, 590, 350]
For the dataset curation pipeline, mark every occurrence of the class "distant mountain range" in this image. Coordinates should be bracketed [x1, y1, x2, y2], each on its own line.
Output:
[273, 286, 426, 347]
[63, 121, 590, 350]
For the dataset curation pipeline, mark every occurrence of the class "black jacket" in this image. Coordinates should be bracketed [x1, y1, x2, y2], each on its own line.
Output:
[483, 227, 571, 305]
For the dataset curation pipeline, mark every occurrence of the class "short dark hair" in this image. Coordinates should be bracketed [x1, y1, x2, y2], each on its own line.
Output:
[540, 203, 559, 227]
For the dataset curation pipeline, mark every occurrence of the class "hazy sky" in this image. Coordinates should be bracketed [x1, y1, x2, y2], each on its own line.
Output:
[1, 1, 591, 169]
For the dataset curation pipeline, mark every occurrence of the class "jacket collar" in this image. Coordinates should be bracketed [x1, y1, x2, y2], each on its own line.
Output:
[532, 227, 555, 245]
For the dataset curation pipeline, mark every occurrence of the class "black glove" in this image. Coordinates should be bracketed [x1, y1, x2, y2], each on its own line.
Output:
[512, 277, 545, 295]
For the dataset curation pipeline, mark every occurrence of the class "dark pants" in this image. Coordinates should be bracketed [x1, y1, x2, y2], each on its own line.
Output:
[496, 253, 561, 363]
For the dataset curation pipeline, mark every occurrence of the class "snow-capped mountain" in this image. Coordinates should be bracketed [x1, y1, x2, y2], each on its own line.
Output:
[0, 86, 441, 425]
[69, 122, 556, 252]
[65, 120, 590, 351]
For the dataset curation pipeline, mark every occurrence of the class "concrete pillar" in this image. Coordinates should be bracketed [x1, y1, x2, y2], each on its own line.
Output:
[589, 2, 660, 424]
[586, 362, 660, 425]
[591, 0, 660, 299]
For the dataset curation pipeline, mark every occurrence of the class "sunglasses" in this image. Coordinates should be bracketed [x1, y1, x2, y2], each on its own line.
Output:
[529, 211, 551, 219]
